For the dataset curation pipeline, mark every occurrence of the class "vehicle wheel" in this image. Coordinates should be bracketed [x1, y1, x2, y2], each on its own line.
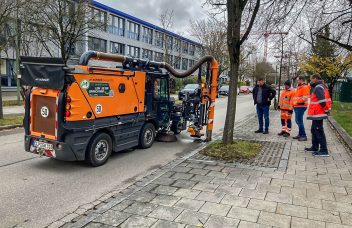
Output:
[171, 121, 182, 135]
[139, 123, 156, 149]
[86, 132, 112, 167]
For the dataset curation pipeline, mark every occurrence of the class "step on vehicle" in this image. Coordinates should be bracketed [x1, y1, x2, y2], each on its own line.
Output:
[20, 51, 219, 166]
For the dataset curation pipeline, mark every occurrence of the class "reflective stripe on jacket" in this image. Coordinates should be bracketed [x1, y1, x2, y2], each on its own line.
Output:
[292, 83, 310, 108]
[280, 110, 292, 120]
[279, 88, 294, 111]
[307, 83, 332, 120]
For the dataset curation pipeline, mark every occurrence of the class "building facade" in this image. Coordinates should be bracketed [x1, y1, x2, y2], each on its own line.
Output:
[0, 0, 203, 95]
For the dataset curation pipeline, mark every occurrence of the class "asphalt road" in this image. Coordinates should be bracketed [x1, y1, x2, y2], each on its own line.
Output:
[0, 95, 254, 228]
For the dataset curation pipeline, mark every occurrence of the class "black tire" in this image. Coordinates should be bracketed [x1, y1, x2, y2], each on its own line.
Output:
[86, 132, 112, 167]
[171, 121, 182, 135]
[139, 123, 156, 149]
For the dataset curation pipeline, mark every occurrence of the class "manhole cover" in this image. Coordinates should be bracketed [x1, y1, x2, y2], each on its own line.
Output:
[191, 140, 286, 168]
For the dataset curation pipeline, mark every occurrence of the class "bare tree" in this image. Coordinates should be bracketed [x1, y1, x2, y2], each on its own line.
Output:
[0, 0, 20, 119]
[159, 9, 176, 64]
[204, 0, 311, 144]
[317, 0, 352, 51]
[24, 0, 105, 63]
[190, 17, 229, 76]
[294, 0, 352, 52]
[221, 0, 261, 144]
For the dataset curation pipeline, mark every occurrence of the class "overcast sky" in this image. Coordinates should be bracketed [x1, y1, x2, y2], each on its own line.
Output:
[96, 0, 209, 40]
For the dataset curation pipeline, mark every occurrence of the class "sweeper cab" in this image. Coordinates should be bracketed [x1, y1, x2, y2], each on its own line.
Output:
[20, 51, 218, 166]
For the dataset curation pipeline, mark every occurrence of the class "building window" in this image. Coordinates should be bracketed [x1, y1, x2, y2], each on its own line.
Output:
[174, 56, 181, 69]
[166, 35, 173, 51]
[126, 21, 140, 40]
[142, 26, 153, 44]
[110, 42, 125, 54]
[195, 46, 202, 56]
[154, 52, 164, 62]
[90, 7, 107, 31]
[189, 44, 195, 56]
[174, 39, 181, 52]
[165, 54, 173, 64]
[189, 59, 195, 68]
[182, 41, 189, 54]
[126, 45, 140, 58]
[1, 59, 16, 87]
[88, 37, 107, 52]
[142, 49, 153, 59]
[154, 31, 164, 48]
[182, 58, 188, 70]
[109, 15, 124, 36]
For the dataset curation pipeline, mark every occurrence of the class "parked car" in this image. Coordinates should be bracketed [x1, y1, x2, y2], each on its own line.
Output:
[218, 85, 229, 96]
[239, 86, 250, 94]
[248, 86, 254, 93]
[178, 84, 199, 100]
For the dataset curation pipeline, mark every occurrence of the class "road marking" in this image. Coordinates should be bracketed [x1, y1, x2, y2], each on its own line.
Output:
[0, 157, 38, 168]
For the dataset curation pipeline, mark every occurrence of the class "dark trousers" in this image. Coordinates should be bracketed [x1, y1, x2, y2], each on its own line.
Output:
[311, 119, 327, 151]
[256, 104, 270, 131]
[294, 107, 307, 137]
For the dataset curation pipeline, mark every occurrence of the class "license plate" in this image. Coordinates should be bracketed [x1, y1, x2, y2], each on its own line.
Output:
[33, 141, 53, 150]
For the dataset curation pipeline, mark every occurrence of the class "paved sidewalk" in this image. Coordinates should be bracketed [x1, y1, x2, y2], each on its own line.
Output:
[56, 111, 352, 228]
[3, 105, 24, 116]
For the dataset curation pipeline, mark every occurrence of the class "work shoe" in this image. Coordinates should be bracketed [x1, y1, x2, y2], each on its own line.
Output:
[283, 133, 290, 137]
[298, 136, 307, 141]
[255, 130, 263, 133]
[278, 132, 285, 136]
[263, 130, 269, 134]
[313, 150, 329, 157]
[292, 135, 301, 139]
[305, 147, 318, 152]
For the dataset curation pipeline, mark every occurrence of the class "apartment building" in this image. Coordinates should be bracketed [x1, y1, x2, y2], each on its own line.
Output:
[0, 0, 203, 95]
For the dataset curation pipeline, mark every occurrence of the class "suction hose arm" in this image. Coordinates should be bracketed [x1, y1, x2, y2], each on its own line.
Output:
[79, 51, 126, 66]
[160, 55, 214, 78]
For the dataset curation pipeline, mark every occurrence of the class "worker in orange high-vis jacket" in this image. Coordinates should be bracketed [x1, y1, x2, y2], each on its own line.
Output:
[305, 73, 332, 157]
[278, 80, 295, 137]
[291, 76, 311, 141]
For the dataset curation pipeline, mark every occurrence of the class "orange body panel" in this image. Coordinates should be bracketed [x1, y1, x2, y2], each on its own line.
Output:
[65, 82, 95, 121]
[30, 88, 60, 140]
[66, 67, 146, 121]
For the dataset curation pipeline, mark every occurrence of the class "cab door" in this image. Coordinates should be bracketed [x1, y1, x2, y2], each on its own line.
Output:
[153, 76, 172, 129]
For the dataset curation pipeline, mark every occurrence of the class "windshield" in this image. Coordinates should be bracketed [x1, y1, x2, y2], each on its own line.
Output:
[240, 86, 248, 89]
[184, 84, 198, 89]
[220, 86, 229, 90]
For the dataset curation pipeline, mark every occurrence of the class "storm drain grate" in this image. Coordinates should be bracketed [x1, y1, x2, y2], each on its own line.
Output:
[191, 140, 286, 168]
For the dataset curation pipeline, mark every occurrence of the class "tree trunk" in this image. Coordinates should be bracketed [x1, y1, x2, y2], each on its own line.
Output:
[328, 80, 336, 100]
[222, 0, 242, 144]
[0, 79, 3, 119]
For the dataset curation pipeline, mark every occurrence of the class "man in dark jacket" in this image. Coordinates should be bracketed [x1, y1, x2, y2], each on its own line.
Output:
[252, 78, 277, 134]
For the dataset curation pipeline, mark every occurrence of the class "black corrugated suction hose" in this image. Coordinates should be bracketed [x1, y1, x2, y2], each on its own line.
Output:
[79, 51, 214, 78]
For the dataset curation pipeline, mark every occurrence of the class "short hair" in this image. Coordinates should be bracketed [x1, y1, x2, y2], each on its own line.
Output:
[257, 78, 264, 81]
[311, 73, 322, 80]
[297, 76, 305, 81]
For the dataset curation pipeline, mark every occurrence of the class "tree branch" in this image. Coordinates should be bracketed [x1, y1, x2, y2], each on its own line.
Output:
[239, 0, 260, 46]
[318, 34, 352, 51]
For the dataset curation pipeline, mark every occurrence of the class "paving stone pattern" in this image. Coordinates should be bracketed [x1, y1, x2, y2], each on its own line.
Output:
[56, 112, 352, 228]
